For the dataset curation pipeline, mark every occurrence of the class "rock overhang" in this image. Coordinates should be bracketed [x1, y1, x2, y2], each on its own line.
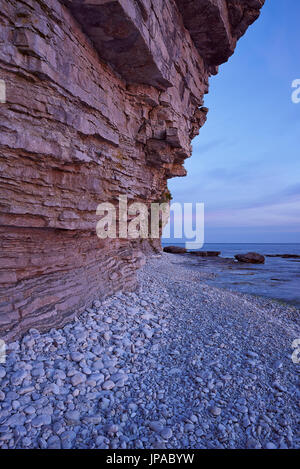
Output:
[0, 0, 265, 340]
[62, 0, 265, 84]
[61, 0, 174, 89]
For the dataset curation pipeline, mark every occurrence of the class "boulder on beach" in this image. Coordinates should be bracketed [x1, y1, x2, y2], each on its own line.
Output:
[190, 251, 221, 257]
[163, 246, 187, 254]
[234, 252, 265, 264]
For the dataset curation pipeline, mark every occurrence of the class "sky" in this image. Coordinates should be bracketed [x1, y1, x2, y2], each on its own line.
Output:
[163, 0, 300, 244]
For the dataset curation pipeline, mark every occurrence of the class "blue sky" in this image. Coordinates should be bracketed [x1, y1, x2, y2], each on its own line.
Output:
[164, 0, 300, 244]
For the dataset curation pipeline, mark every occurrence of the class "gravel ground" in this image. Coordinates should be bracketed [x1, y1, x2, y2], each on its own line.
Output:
[0, 253, 299, 449]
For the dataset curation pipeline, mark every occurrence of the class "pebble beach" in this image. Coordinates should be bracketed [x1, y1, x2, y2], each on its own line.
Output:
[0, 253, 299, 449]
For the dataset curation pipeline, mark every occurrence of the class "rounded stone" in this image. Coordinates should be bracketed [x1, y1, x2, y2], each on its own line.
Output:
[209, 406, 222, 417]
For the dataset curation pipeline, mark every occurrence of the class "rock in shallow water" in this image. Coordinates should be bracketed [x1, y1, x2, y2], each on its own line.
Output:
[163, 246, 187, 254]
[234, 252, 265, 264]
[189, 251, 221, 257]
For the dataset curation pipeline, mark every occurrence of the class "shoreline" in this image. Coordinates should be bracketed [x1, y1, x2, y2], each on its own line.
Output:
[162, 247, 300, 310]
[159, 252, 300, 316]
[0, 253, 299, 449]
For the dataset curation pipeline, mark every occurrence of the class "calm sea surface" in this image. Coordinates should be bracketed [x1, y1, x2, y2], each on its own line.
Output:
[161, 243, 300, 308]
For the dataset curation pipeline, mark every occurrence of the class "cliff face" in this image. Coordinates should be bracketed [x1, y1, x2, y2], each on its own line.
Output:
[0, 0, 264, 340]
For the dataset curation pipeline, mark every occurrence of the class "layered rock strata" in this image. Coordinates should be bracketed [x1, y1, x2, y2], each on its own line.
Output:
[0, 0, 264, 340]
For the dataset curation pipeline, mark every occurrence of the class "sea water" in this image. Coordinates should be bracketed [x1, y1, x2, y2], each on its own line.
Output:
[161, 243, 300, 307]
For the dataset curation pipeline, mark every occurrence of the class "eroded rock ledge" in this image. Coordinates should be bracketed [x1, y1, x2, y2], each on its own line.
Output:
[0, 0, 264, 340]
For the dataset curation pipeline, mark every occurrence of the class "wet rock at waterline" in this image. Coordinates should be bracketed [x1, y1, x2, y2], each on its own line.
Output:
[163, 246, 187, 254]
[234, 253, 265, 264]
[189, 251, 221, 257]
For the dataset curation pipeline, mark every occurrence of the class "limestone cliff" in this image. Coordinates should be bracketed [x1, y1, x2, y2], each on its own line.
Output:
[0, 0, 264, 340]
